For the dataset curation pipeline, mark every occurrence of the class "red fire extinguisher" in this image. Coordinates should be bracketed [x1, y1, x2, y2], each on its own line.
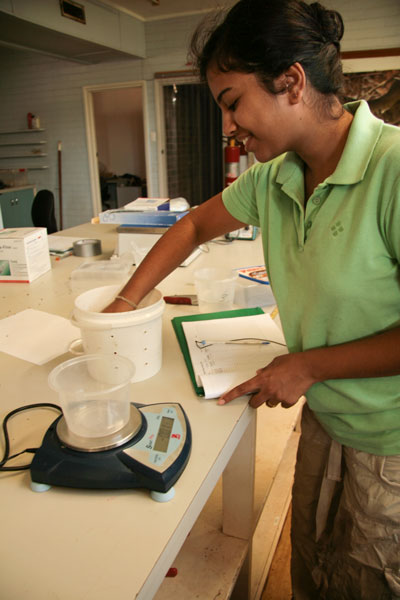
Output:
[224, 139, 240, 187]
[239, 142, 248, 174]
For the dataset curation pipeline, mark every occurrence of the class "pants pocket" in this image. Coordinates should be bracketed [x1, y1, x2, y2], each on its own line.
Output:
[379, 455, 400, 491]
[384, 567, 400, 597]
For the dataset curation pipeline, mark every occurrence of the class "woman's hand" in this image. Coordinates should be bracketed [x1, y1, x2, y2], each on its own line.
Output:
[218, 352, 316, 409]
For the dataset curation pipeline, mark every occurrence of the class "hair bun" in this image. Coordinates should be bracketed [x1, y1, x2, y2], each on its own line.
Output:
[308, 2, 344, 45]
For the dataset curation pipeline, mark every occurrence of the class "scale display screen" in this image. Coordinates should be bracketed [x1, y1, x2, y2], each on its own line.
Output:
[154, 416, 174, 453]
[121, 404, 187, 472]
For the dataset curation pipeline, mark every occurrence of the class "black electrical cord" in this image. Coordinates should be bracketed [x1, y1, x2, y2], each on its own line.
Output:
[0, 403, 62, 472]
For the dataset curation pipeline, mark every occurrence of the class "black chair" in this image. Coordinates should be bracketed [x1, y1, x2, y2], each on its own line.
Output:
[31, 189, 58, 233]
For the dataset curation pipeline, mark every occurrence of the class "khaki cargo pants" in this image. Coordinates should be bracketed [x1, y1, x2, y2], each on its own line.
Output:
[291, 403, 400, 600]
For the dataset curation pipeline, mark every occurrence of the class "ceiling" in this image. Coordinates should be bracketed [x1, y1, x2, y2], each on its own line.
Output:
[0, 1, 235, 64]
[100, 0, 235, 21]
[0, 10, 136, 63]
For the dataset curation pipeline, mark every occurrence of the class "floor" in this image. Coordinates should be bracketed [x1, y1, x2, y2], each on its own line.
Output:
[261, 505, 292, 600]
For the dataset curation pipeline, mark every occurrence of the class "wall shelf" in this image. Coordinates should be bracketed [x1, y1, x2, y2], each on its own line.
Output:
[0, 129, 48, 171]
[0, 129, 45, 134]
[0, 141, 47, 146]
[0, 165, 49, 171]
[0, 154, 47, 158]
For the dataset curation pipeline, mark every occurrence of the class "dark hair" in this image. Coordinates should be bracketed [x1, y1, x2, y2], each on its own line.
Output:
[190, 0, 344, 97]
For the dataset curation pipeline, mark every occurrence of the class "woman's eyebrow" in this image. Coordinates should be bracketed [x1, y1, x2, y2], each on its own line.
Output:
[217, 87, 232, 104]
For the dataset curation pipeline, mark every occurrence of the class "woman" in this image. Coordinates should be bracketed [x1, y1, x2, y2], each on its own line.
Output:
[105, 1, 400, 597]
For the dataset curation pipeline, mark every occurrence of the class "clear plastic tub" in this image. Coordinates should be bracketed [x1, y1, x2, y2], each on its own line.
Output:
[234, 278, 276, 308]
[48, 354, 134, 438]
[70, 256, 133, 293]
[194, 267, 236, 313]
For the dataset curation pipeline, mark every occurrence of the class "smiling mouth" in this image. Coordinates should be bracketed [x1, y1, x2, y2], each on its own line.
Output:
[241, 135, 252, 152]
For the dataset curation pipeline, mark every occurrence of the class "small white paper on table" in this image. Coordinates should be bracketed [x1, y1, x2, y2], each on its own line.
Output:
[48, 236, 82, 253]
[0, 309, 79, 365]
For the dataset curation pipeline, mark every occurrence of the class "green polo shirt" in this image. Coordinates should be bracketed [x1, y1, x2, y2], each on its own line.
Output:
[222, 100, 400, 455]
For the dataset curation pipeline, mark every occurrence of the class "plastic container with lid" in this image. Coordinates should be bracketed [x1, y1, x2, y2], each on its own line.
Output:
[70, 254, 134, 293]
[234, 278, 276, 308]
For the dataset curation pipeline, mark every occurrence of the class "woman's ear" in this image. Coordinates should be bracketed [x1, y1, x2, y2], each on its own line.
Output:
[285, 62, 306, 103]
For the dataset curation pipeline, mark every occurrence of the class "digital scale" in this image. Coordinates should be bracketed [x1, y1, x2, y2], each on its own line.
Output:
[30, 403, 191, 502]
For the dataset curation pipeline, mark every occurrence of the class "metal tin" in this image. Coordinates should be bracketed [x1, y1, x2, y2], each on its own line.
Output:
[73, 238, 102, 257]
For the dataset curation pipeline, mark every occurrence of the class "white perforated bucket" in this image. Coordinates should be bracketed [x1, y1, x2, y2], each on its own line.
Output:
[71, 285, 164, 382]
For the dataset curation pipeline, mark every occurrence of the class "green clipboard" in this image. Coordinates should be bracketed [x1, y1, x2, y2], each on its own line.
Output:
[171, 307, 264, 396]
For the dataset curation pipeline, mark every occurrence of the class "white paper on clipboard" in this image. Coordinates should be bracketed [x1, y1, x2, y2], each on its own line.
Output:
[181, 313, 287, 399]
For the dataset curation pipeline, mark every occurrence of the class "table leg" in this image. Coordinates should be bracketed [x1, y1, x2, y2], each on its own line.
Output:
[222, 410, 257, 599]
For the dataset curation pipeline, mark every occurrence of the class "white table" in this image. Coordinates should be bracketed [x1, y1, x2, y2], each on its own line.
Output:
[0, 223, 301, 599]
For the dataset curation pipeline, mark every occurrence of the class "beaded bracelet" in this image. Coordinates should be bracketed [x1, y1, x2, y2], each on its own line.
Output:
[116, 295, 138, 309]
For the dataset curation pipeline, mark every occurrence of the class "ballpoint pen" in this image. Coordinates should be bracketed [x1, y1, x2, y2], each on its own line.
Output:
[195, 337, 286, 349]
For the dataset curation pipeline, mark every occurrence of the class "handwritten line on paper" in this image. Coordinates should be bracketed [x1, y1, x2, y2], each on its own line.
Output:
[181, 313, 287, 399]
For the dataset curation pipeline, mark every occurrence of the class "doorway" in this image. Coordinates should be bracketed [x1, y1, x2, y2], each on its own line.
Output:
[155, 77, 223, 206]
[83, 81, 150, 217]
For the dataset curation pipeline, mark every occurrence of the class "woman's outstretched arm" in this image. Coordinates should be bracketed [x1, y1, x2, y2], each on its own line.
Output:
[103, 193, 245, 313]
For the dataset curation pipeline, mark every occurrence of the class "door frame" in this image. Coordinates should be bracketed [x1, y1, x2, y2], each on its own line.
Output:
[83, 80, 151, 217]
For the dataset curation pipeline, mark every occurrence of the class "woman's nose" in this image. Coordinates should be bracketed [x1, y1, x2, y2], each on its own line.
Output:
[222, 112, 237, 137]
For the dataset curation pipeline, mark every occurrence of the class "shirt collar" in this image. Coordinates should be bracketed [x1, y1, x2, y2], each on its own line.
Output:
[276, 100, 383, 190]
[327, 100, 383, 184]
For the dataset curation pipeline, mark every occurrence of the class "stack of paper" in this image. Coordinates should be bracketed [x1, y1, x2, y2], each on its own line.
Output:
[123, 197, 170, 211]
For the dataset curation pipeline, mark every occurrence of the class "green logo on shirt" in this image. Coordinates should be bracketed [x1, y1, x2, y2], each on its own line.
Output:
[331, 221, 344, 236]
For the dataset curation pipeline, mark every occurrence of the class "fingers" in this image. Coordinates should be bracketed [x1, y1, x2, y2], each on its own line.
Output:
[264, 399, 291, 409]
[217, 378, 260, 405]
[217, 360, 308, 410]
[280, 401, 292, 409]
[219, 390, 302, 409]
[256, 397, 300, 409]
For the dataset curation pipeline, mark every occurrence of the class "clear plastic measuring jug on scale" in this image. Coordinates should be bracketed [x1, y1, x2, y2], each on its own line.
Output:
[48, 354, 135, 438]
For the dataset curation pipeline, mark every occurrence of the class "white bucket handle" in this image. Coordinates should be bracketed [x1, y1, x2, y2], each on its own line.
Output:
[69, 338, 84, 356]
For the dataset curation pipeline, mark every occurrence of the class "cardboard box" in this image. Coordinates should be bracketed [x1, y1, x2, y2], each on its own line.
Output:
[0, 228, 51, 282]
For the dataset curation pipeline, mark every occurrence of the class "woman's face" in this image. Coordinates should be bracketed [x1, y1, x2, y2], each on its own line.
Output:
[207, 67, 295, 163]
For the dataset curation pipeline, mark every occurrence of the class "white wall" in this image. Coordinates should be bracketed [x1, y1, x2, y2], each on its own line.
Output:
[0, 2, 398, 228]
[0, 13, 201, 227]
[325, 0, 400, 52]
